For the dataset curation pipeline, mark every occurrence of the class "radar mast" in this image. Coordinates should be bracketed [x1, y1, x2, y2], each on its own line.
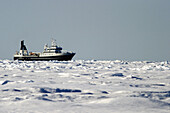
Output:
[51, 38, 57, 47]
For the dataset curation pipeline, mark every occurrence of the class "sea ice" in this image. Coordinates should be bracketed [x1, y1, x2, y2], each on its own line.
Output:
[0, 60, 169, 113]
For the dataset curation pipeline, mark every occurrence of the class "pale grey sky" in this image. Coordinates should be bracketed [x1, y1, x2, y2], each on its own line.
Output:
[0, 0, 170, 61]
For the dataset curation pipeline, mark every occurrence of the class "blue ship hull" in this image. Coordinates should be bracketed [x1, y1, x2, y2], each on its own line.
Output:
[14, 53, 75, 61]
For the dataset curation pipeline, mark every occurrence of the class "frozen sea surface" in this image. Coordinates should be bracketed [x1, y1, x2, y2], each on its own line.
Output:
[0, 60, 169, 113]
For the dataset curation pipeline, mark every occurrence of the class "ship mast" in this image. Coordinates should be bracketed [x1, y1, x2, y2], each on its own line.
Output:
[51, 38, 57, 47]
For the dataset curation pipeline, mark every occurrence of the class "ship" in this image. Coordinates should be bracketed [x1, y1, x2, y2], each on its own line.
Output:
[14, 39, 75, 61]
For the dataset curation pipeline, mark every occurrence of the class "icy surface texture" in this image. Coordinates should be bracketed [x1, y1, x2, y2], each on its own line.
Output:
[0, 60, 170, 113]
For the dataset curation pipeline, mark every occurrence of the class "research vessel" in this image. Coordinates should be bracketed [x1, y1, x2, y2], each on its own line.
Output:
[14, 39, 75, 61]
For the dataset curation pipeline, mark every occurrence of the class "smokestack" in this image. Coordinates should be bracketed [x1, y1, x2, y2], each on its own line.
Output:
[20, 40, 27, 50]
[21, 40, 24, 46]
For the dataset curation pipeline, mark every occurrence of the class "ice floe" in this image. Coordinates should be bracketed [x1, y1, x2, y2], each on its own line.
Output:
[0, 60, 169, 113]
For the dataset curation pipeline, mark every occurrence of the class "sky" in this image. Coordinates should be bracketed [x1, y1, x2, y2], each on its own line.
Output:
[0, 0, 170, 61]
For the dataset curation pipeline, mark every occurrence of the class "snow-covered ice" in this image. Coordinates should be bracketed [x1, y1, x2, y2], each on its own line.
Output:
[0, 60, 169, 113]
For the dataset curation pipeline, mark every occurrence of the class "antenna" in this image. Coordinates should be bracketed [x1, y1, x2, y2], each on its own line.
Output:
[51, 38, 57, 47]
